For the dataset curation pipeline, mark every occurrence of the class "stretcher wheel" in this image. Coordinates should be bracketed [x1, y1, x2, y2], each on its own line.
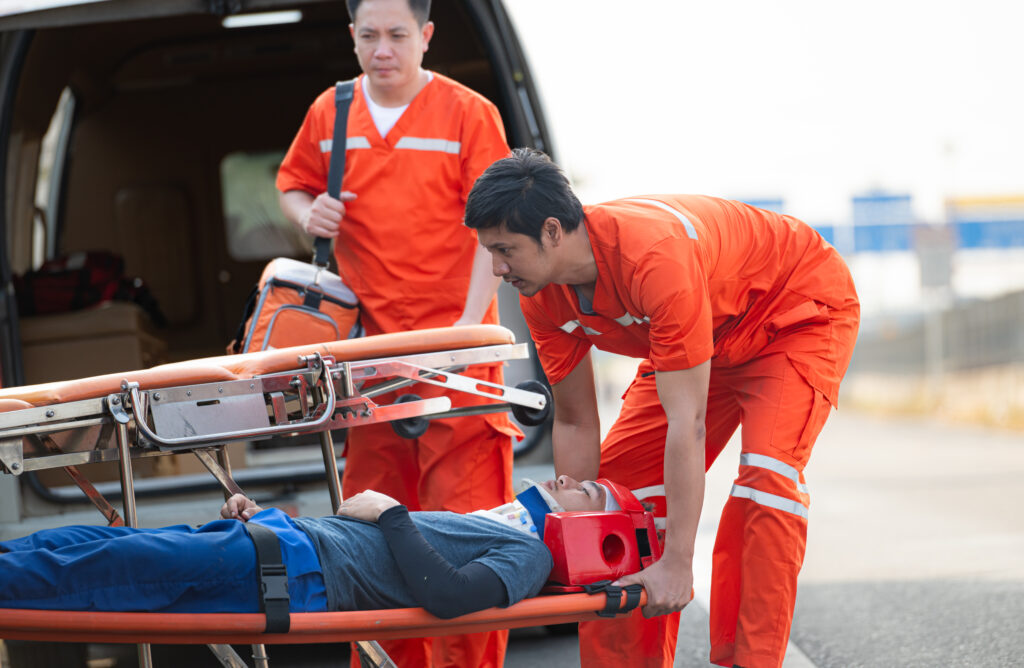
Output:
[511, 380, 552, 426]
[391, 394, 429, 439]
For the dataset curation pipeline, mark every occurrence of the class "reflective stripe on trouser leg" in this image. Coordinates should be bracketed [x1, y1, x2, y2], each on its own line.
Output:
[710, 489, 807, 668]
[710, 450, 810, 668]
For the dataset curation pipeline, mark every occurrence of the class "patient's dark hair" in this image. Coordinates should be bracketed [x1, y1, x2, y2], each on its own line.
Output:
[346, 0, 431, 26]
[465, 148, 583, 242]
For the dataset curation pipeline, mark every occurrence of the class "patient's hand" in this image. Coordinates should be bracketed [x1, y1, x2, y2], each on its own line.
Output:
[336, 490, 401, 522]
[221, 493, 263, 521]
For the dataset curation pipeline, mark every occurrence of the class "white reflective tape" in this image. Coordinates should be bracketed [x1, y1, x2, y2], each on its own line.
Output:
[614, 312, 633, 326]
[626, 198, 698, 240]
[614, 311, 650, 327]
[740, 453, 809, 494]
[394, 136, 461, 154]
[560, 319, 601, 336]
[319, 136, 371, 152]
[730, 484, 808, 519]
[631, 484, 666, 500]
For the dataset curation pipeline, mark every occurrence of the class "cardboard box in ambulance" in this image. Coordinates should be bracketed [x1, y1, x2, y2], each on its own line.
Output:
[0, 0, 553, 525]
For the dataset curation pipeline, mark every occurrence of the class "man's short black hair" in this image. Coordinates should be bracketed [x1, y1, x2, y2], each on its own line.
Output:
[465, 148, 583, 242]
[346, 0, 431, 26]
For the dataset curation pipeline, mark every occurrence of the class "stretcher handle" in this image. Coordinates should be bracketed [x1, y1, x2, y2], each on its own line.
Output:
[124, 368, 337, 448]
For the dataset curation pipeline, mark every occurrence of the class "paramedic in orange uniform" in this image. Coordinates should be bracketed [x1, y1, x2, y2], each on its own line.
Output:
[465, 149, 860, 668]
[276, 1, 519, 666]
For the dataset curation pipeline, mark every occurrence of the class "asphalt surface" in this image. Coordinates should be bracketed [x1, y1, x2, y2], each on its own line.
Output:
[507, 408, 1024, 667]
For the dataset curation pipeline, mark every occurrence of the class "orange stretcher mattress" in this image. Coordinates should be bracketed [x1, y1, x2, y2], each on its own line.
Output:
[0, 590, 646, 645]
[0, 324, 515, 409]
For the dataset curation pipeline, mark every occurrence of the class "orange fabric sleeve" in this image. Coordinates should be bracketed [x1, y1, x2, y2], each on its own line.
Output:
[632, 237, 714, 372]
[520, 292, 592, 386]
[276, 88, 333, 196]
[458, 99, 509, 204]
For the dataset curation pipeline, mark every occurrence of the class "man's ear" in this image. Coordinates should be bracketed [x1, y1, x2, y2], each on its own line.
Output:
[541, 217, 563, 246]
[422, 21, 435, 50]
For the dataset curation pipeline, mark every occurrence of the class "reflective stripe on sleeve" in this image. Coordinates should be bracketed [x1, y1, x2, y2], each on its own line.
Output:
[560, 320, 602, 336]
[730, 484, 809, 519]
[613, 312, 650, 327]
[625, 198, 698, 240]
[631, 484, 666, 500]
[394, 136, 461, 154]
[740, 453, 809, 494]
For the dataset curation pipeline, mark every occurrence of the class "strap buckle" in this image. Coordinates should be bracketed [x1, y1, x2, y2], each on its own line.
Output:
[259, 563, 290, 603]
[582, 579, 645, 617]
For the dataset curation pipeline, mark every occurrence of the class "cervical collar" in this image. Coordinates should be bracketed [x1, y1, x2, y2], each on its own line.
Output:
[472, 479, 564, 539]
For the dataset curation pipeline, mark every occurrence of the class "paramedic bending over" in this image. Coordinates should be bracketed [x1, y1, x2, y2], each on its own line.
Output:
[0, 477, 620, 618]
[465, 149, 861, 668]
[276, 1, 516, 664]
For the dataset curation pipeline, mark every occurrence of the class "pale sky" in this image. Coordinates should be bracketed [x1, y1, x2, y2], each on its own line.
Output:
[505, 0, 1024, 227]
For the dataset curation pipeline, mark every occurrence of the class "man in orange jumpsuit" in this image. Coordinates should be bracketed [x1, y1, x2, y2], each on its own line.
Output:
[465, 149, 860, 668]
[276, 1, 519, 665]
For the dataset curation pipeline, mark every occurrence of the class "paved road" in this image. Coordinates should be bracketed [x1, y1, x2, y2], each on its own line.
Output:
[507, 408, 1024, 667]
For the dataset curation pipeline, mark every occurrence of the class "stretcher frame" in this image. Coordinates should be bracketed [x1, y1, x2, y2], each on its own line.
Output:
[0, 325, 544, 519]
[0, 325, 641, 667]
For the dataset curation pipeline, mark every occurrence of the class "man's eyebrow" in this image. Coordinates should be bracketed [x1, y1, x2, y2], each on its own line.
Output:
[584, 481, 601, 500]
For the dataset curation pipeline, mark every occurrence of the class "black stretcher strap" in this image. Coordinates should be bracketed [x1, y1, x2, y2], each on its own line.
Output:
[244, 522, 291, 633]
[313, 79, 356, 269]
[582, 579, 645, 618]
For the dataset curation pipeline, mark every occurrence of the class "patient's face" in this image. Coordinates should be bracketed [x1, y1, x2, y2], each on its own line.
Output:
[542, 476, 606, 512]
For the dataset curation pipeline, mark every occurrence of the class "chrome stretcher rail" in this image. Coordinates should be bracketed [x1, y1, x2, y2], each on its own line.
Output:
[0, 341, 546, 478]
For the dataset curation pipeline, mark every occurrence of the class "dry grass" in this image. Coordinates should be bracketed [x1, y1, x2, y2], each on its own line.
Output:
[843, 365, 1024, 431]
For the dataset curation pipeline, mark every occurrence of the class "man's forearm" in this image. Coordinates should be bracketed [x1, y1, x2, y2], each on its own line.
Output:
[457, 244, 501, 324]
[278, 190, 314, 231]
[661, 420, 705, 565]
[552, 418, 602, 481]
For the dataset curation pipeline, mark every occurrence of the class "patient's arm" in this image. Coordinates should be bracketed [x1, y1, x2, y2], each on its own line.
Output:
[377, 505, 507, 619]
[220, 494, 264, 521]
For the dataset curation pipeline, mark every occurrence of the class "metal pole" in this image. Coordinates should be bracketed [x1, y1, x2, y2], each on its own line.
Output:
[320, 363, 350, 511]
[114, 415, 151, 668]
[320, 429, 343, 512]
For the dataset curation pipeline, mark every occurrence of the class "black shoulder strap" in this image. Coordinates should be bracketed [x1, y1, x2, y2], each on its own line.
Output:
[313, 78, 357, 268]
[244, 522, 291, 633]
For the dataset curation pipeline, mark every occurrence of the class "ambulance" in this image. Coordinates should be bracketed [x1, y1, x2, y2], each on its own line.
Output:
[0, 1, 552, 531]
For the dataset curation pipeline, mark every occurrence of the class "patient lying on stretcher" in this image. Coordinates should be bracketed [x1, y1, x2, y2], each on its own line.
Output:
[0, 477, 635, 619]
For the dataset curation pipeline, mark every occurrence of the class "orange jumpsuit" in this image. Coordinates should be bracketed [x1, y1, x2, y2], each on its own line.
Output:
[521, 196, 860, 668]
[277, 73, 520, 668]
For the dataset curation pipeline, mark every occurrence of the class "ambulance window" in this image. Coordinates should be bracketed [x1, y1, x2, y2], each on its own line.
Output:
[34, 87, 76, 268]
[220, 150, 312, 261]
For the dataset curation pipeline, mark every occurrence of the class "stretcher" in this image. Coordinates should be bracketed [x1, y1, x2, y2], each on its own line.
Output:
[0, 324, 550, 521]
[0, 325, 645, 667]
